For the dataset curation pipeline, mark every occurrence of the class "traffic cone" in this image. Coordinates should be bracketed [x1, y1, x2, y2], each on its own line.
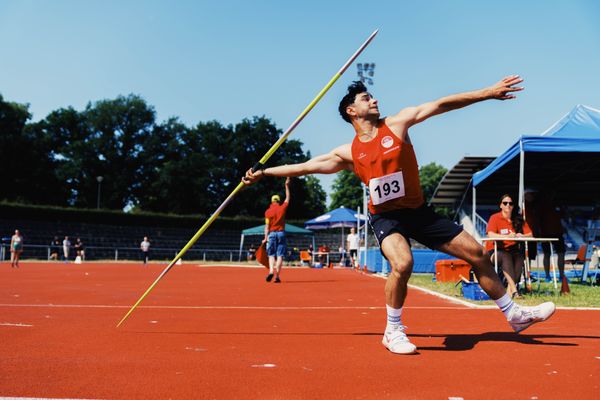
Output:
[560, 275, 570, 295]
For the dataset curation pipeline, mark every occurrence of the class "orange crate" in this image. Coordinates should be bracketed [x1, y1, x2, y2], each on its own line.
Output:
[435, 259, 471, 283]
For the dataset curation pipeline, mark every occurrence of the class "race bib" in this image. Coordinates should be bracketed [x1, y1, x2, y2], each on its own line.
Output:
[369, 171, 405, 205]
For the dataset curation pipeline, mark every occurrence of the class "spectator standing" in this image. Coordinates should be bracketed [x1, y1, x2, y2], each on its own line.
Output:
[62, 236, 71, 262]
[486, 194, 532, 297]
[263, 177, 291, 283]
[50, 236, 61, 261]
[10, 229, 23, 268]
[346, 227, 360, 267]
[140, 237, 151, 265]
[74, 238, 85, 261]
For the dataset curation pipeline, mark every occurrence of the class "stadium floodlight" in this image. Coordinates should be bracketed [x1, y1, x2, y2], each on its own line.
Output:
[357, 62, 376, 85]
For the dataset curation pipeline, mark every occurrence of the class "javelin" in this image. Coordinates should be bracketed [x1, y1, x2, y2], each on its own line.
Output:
[116, 29, 379, 328]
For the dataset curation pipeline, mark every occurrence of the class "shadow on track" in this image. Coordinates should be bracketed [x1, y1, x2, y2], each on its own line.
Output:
[128, 330, 599, 352]
[411, 331, 600, 351]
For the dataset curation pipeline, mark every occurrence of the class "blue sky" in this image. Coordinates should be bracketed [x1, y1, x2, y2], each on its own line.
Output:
[2, 0, 599, 205]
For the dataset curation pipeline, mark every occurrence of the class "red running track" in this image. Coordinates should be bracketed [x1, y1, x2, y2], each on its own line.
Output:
[0, 262, 599, 399]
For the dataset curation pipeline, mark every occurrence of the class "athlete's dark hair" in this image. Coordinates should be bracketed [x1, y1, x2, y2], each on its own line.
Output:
[499, 194, 524, 233]
[338, 81, 369, 123]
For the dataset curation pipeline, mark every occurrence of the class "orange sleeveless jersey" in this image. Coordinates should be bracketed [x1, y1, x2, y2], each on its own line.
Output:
[351, 121, 424, 214]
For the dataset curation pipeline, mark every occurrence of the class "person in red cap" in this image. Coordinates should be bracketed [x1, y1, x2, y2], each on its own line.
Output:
[263, 177, 291, 283]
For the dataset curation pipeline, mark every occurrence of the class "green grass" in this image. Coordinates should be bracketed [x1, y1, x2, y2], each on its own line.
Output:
[409, 272, 600, 308]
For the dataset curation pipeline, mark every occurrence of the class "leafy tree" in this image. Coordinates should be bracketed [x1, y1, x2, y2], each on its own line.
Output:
[419, 162, 452, 217]
[30, 106, 94, 206]
[418, 162, 448, 203]
[0, 94, 62, 204]
[216, 116, 325, 218]
[290, 175, 326, 218]
[135, 115, 327, 218]
[3, 92, 327, 217]
[135, 118, 194, 213]
[0, 94, 32, 202]
[83, 95, 156, 209]
[329, 169, 364, 211]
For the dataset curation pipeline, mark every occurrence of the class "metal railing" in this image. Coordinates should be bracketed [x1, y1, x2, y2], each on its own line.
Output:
[1, 243, 358, 267]
[0, 244, 242, 263]
[473, 212, 488, 238]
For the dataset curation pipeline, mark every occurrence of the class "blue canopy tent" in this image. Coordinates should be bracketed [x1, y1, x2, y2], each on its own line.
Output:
[471, 105, 600, 281]
[472, 104, 600, 210]
[238, 223, 314, 262]
[304, 206, 366, 256]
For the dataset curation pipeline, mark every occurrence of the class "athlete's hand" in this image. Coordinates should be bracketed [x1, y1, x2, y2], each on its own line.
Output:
[242, 168, 263, 186]
[285, 177, 291, 186]
[488, 75, 524, 100]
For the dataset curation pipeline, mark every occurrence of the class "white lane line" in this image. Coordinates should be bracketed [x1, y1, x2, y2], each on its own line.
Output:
[0, 323, 33, 327]
[0, 304, 484, 310]
[2, 301, 599, 311]
[0, 397, 100, 399]
[408, 283, 494, 309]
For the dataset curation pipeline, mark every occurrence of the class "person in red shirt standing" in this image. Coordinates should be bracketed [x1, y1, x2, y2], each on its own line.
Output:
[243, 77, 555, 354]
[264, 177, 291, 283]
[486, 194, 532, 297]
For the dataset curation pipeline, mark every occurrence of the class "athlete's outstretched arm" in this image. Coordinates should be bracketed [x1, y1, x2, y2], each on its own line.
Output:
[242, 144, 353, 185]
[284, 177, 291, 203]
[387, 75, 524, 131]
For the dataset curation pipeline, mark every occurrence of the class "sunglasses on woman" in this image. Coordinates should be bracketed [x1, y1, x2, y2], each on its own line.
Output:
[502, 201, 514, 206]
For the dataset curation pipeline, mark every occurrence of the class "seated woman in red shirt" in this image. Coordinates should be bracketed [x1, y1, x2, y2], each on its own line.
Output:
[486, 194, 532, 297]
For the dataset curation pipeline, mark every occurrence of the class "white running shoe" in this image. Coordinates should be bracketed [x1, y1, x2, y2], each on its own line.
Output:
[507, 302, 556, 333]
[382, 326, 417, 354]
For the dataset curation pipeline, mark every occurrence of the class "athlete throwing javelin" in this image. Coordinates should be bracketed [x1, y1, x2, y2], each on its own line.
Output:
[243, 75, 555, 354]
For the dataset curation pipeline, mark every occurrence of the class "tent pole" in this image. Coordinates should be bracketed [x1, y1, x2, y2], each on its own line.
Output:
[472, 186, 477, 236]
[239, 234, 244, 262]
[312, 236, 316, 266]
[518, 137, 525, 212]
[356, 205, 360, 268]
[341, 225, 345, 266]
[363, 183, 369, 268]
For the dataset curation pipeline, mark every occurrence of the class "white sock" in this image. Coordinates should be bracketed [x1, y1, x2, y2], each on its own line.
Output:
[386, 304, 403, 330]
[494, 293, 516, 318]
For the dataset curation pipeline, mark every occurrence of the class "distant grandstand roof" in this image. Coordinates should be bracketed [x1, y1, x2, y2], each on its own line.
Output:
[429, 156, 495, 209]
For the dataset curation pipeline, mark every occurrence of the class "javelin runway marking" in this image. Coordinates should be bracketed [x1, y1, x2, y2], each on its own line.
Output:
[0, 323, 33, 327]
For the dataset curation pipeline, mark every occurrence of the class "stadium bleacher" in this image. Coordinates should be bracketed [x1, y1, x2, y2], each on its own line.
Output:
[0, 218, 356, 263]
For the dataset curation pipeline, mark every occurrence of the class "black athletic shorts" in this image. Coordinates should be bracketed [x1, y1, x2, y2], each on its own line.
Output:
[369, 204, 463, 251]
